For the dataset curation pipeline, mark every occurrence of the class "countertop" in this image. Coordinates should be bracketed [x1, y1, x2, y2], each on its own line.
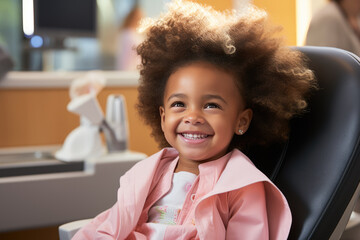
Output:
[0, 71, 140, 88]
[0, 145, 147, 232]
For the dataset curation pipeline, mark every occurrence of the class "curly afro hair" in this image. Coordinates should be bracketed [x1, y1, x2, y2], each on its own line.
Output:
[136, 0, 317, 151]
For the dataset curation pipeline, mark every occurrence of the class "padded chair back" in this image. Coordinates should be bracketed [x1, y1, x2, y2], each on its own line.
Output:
[249, 46, 360, 240]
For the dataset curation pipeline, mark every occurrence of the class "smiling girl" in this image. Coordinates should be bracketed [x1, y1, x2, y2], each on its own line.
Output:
[73, 1, 317, 239]
[159, 61, 253, 175]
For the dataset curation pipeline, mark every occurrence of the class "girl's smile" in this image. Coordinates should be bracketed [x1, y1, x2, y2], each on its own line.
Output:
[179, 131, 212, 144]
[159, 61, 252, 174]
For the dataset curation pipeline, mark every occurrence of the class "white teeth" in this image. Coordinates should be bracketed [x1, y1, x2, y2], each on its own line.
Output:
[182, 133, 208, 139]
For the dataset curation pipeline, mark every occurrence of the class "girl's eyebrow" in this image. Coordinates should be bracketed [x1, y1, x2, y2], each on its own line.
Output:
[203, 94, 228, 105]
[167, 93, 186, 102]
[167, 93, 228, 105]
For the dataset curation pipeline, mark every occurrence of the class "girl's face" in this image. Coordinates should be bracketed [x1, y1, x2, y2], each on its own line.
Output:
[160, 61, 252, 173]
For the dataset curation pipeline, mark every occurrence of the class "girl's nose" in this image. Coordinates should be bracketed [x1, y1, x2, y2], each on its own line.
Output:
[184, 111, 205, 125]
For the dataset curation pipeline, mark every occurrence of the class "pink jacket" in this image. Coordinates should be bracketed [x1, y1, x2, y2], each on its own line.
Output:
[73, 148, 292, 240]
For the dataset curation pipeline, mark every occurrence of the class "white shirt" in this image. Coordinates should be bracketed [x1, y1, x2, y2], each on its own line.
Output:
[147, 171, 197, 239]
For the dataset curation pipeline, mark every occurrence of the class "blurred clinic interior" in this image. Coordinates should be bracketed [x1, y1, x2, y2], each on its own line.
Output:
[0, 0, 345, 73]
[1, 0, 360, 239]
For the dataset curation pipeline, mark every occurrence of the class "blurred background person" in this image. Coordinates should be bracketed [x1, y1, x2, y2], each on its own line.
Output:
[306, 0, 360, 56]
[115, 5, 144, 71]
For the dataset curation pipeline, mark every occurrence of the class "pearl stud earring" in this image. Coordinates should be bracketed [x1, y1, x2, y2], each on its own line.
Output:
[238, 129, 244, 135]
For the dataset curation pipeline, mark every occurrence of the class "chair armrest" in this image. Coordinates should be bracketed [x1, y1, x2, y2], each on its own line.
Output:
[346, 211, 360, 229]
[59, 219, 92, 240]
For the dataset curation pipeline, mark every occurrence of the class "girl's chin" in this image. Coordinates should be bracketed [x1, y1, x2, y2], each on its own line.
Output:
[180, 152, 217, 163]
[180, 153, 207, 161]
[179, 149, 228, 163]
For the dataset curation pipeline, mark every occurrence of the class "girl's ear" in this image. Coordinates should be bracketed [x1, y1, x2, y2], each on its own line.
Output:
[235, 108, 253, 135]
[159, 106, 165, 132]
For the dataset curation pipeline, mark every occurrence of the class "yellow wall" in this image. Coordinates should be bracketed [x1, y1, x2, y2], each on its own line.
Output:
[193, 0, 297, 46]
[253, 0, 297, 46]
[192, 0, 232, 11]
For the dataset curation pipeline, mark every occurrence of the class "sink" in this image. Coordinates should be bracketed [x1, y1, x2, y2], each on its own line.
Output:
[0, 147, 84, 178]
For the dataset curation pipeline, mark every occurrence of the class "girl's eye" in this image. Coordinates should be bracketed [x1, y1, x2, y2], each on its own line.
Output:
[170, 101, 185, 108]
[205, 103, 221, 109]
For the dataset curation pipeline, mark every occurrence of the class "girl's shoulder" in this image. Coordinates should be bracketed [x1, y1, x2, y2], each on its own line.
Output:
[219, 149, 271, 187]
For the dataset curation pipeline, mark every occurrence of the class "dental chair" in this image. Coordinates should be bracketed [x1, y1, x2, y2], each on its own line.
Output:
[248, 46, 360, 240]
[59, 46, 360, 240]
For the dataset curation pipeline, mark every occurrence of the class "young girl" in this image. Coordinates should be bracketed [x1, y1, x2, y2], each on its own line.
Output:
[73, 1, 316, 239]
